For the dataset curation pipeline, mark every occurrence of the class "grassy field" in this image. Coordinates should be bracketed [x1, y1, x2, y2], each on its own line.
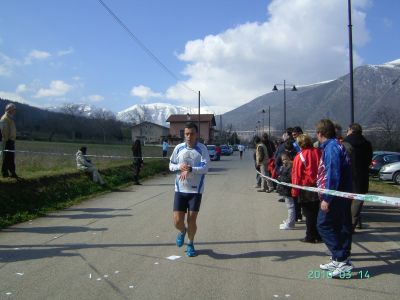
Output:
[368, 177, 400, 197]
[1, 140, 170, 179]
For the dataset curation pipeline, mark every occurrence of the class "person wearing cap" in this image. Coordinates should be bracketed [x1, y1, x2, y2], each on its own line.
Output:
[1, 103, 19, 178]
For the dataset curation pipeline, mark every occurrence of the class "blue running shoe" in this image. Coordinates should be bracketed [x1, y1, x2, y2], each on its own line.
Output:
[176, 229, 186, 248]
[186, 243, 197, 257]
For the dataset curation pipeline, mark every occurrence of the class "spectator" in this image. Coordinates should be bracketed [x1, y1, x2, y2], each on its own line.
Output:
[256, 134, 273, 193]
[284, 139, 302, 221]
[253, 136, 262, 188]
[132, 139, 144, 185]
[277, 153, 295, 230]
[343, 123, 373, 232]
[1, 103, 20, 179]
[76, 146, 105, 185]
[275, 128, 294, 176]
[315, 119, 353, 278]
[162, 139, 169, 158]
[334, 123, 344, 143]
[292, 126, 303, 153]
[292, 134, 322, 243]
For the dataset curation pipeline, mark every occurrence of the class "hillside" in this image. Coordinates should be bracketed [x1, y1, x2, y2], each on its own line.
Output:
[220, 60, 400, 132]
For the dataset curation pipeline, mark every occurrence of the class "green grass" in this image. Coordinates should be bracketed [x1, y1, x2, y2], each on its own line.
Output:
[1, 140, 170, 179]
[0, 140, 171, 228]
[368, 177, 400, 197]
[0, 160, 169, 228]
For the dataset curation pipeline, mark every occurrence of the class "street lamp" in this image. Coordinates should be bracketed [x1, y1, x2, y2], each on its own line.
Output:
[257, 120, 261, 136]
[272, 80, 297, 130]
[268, 106, 271, 137]
[261, 109, 266, 134]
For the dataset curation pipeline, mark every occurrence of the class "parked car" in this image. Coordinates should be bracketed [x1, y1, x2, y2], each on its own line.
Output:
[379, 161, 400, 185]
[221, 144, 233, 156]
[207, 144, 220, 161]
[232, 144, 239, 151]
[369, 151, 400, 176]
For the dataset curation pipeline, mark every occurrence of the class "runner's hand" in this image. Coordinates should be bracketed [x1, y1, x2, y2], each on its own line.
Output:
[179, 171, 189, 181]
[180, 164, 190, 172]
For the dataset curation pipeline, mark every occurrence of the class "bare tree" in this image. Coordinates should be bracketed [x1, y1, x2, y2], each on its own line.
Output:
[91, 108, 117, 143]
[374, 106, 400, 149]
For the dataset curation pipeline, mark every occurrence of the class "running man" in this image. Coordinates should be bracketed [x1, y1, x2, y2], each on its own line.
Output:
[169, 122, 210, 257]
[238, 144, 245, 159]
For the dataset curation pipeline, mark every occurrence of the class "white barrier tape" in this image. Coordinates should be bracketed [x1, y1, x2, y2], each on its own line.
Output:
[257, 170, 400, 207]
[0, 149, 166, 160]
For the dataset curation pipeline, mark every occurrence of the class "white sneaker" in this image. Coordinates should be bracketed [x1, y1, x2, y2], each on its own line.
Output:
[320, 259, 352, 271]
[279, 223, 294, 230]
[329, 261, 354, 278]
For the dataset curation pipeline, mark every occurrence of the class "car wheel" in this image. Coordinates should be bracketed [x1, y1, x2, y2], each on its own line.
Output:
[393, 172, 400, 185]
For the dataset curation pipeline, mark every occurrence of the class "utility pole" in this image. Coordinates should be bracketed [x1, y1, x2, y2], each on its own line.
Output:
[198, 91, 201, 140]
[348, 0, 355, 123]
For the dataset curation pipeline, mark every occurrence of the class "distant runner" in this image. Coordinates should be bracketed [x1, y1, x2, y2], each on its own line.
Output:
[169, 122, 210, 257]
[238, 144, 245, 159]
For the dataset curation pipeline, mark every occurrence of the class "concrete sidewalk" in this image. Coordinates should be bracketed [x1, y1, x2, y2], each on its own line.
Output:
[0, 150, 399, 299]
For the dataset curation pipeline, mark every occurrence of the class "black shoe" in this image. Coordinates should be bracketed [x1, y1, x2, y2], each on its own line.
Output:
[2, 174, 10, 178]
[11, 174, 22, 180]
[134, 182, 142, 185]
[278, 198, 285, 203]
[300, 237, 316, 244]
[314, 238, 323, 243]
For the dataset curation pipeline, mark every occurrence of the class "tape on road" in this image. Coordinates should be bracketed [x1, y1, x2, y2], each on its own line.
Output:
[257, 170, 400, 207]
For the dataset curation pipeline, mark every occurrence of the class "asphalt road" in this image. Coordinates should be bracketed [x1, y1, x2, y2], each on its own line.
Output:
[0, 150, 399, 300]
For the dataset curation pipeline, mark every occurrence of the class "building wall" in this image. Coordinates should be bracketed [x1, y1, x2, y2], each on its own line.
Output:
[169, 121, 213, 144]
[131, 123, 169, 144]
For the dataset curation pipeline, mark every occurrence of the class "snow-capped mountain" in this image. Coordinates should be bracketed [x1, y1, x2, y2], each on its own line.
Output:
[117, 103, 214, 127]
[47, 103, 115, 118]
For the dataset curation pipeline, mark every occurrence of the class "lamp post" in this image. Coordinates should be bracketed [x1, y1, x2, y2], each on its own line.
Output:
[257, 120, 261, 136]
[348, 0, 355, 124]
[272, 80, 297, 130]
[268, 105, 271, 137]
[261, 109, 266, 134]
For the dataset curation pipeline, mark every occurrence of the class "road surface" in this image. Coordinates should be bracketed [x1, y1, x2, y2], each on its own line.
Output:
[0, 150, 399, 299]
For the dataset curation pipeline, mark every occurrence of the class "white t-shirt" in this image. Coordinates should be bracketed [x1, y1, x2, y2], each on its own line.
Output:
[169, 142, 210, 193]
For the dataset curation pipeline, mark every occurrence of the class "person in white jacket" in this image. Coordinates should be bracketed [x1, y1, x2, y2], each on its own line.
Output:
[169, 122, 210, 257]
[76, 146, 105, 185]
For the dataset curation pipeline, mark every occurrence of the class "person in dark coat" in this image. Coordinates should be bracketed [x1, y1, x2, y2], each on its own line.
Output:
[132, 139, 144, 185]
[343, 123, 373, 232]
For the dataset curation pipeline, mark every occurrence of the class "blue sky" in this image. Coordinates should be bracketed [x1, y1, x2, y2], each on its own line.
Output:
[1, 0, 399, 114]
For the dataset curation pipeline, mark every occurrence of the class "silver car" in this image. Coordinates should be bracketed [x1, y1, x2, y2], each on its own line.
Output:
[379, 161, 400, 185]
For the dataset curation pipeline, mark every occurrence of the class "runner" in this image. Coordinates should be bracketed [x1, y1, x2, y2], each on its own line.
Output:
[169, 122, 210, 257]
[238, 144, 245, 159]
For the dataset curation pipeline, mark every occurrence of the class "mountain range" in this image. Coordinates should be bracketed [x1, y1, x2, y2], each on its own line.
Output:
[220, 59, 400, 133]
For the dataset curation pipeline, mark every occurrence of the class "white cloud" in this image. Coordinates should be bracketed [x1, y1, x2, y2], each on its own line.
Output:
[86, 94, 104, 102]
[34, 80, 72, 98]
[58, 47, 75, 56]
[25, 49, 51, 64]
[16, 84, 29, 94]
[130, 85, 163, 99]
[0, 52, 19, 76]
[163, 0, 371, 113]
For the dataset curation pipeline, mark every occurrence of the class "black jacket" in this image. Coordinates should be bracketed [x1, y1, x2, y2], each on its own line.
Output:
[343, 133, 373, 194]
[277, 164, 292, 197]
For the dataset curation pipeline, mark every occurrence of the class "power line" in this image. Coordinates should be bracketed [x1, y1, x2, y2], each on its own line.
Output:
[97, 0, 197, 95]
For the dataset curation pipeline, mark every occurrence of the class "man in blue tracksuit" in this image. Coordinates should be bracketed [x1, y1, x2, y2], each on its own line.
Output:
[315, 119, 353, 278]
[169, 122, 209, 257]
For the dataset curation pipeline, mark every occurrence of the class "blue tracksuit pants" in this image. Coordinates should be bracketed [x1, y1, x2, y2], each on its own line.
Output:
[317, 198, 352, 262]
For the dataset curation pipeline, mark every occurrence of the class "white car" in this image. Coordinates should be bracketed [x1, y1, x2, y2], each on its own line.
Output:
[379, 161, 400, 185]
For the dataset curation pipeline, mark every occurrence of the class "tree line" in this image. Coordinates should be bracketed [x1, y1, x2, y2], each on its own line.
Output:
[0, 98, 129, 143]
